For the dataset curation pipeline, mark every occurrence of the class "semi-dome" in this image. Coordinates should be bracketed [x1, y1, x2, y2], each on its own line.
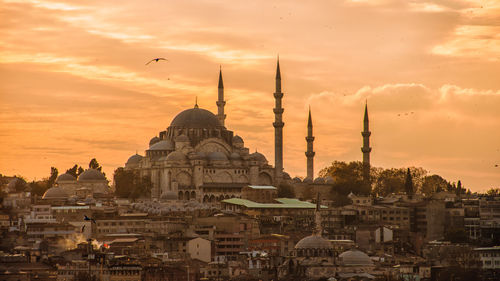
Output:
[303, 177, 313, 184]
[170, 107, 222, 129]
[175, 134, 190, 142]
[314, 177, 325, 184]
[229, 152, 241, 160]
[339, 249, 373, 266]
[283, 172, 292, 180]
[149, 136, 160, 146]
[293, 177, 302, 183]
[250, 151, 267, 162]
[149, 140, 174, 151]
[208, 151, 228, 161]
[42, 187, 68, 199]
[188, 151, 206, 160]
[233, 135, 243, 143]
[126, 154, 143, 165]
[56, 173, 76, 183]
[166, 151, 187, 162]
[295, 235, 333, 250]
[78, 169, 106, 182]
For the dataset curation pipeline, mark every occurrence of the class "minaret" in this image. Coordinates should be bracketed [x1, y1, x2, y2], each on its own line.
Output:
[361, 102, 372, 182]
[216, 67, 226, 126]
[305, 107, 315, 180]
[314, 193, 322, 236]
[273, 58, 284, 183]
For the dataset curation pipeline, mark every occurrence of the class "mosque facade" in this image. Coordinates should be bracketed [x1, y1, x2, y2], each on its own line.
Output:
[123, 60, 371, 202]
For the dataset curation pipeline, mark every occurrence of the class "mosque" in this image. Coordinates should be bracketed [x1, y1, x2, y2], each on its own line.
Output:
[123, 60, 372, 203]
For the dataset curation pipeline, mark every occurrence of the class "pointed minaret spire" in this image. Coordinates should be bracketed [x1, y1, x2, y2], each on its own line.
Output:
[273, 56, 284, 184]
[305, 106, 315, 180]
[361, 101, 372, 183]
[194, 96, 199, 108]
[216, 66, 226, 126]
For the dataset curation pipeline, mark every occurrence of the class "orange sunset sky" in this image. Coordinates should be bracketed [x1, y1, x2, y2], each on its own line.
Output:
[0, 0, 499, 192]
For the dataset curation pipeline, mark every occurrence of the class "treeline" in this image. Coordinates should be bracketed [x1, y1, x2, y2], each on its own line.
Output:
[318, 161, 471, 205]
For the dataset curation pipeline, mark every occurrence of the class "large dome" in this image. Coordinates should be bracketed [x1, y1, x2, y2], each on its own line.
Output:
[56, 173, 76, 183]
[78, 169, 106, 181]
[170, 107, 222, 129]
[339, 249, 373, 266]
[126, 154, 143, 165]
[42, 187, 68, 199]
[295, 235, 333, 250]
[149, 139, 174, 151]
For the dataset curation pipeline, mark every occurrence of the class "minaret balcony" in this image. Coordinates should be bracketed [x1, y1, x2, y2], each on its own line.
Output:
[273, 121, 284, 128]
[305, 151, 315, 157]
[362, 131, 371, 137]
[273, 92, 283, 99]
[273, 108, 284, 114]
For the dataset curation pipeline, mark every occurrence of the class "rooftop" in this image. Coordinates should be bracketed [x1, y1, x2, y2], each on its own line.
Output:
[221, 198, 327, 209]
[248, 185, 277, 190]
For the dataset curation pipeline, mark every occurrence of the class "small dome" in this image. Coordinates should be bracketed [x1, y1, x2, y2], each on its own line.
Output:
[250, 151, 267, 162]
[161, 191, 178, 200]
[303, 177, 313, 184]
[42, 187, 68, 199]
[170, 107, 222, 129]
[295, 235, 333, 250]
[283, 172, 292, 180]
[56, 173, 76, 183]
[229, 152, 241, 160]
[149, 140, 174, 151]
[175, 134, 190, 142]
[325, 176, 334, 184]
[166, 151, 187, 162]
[78, 169, 106, 182]
[208, 151, 228, 161]
[149, 136, 160, 146]
[293, 177, 302, 183]
[339, 249, 373, 266]
[233, 135, 243, 143]
[126, 154, 143, 165]
[314, 177, 326, 184]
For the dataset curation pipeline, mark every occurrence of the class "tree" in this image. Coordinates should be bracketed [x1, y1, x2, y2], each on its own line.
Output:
[372, 168, 406, 196]
[66, 164, 82, 178]
[114, 168, 135, 198]
[278, 182, 295, 198]
[420, 174, 449, 195]
[89, 158, 105, 177]
[30, 180, 49, 197]
[114, 168, 152, 199]
[89, 158, 102, 171]
[12, 176, 28, 192]
[319, 161, 371, 196]
[405, 168, 414, 197]
[47, 167, 58, 188]
[486, 188, 500, 196]
[456, 180, 463, 195]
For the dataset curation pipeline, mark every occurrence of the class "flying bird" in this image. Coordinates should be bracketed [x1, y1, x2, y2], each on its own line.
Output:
[146, 58, 168, 65]
[84, 215, 96, 224]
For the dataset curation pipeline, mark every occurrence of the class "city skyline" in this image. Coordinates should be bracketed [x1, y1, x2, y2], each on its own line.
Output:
[1, 0, 499, 191]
